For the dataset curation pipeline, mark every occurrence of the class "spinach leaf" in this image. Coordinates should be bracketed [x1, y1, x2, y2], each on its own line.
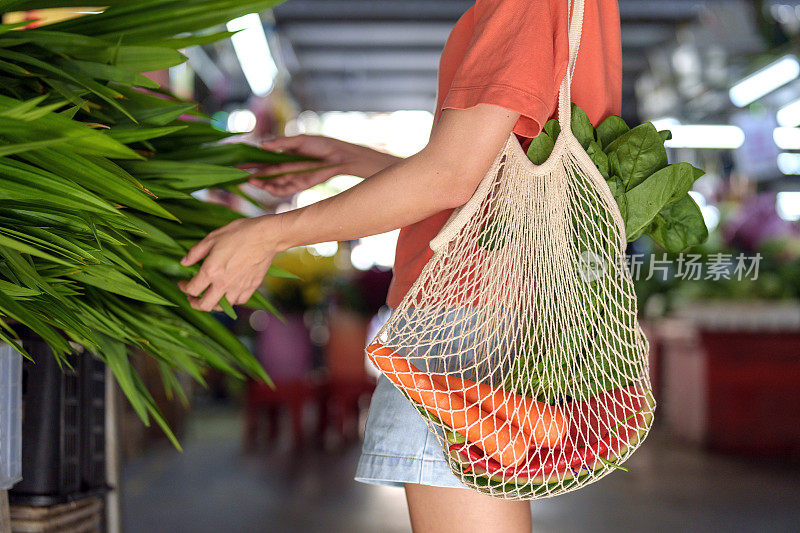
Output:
[521, 103, 709, 254]
[603, 126, 631, 154]
[646, 194, 708, 252]
[596, 115, 629, 149]
[604, 122, 647, 154]
[608, 122, 668, 191]
[543, 118, 561, 140]
[628, 225, 647, 242]
[586, 140, 609, 179]
[570, 103, 595, 149]
[606, 174, 628, 222]
[526, 131, 554, 165]
[623, 162, 702, 238]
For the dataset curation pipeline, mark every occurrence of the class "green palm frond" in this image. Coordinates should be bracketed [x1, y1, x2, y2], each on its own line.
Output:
[0, 1, 305, 443]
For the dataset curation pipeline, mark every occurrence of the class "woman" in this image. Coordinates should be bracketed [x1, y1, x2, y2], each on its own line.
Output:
[179, 0, 621, 530]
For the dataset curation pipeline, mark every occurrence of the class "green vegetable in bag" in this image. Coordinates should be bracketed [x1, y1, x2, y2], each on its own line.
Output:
[647, 194, 709, 252]
[596, 115, 629, 148]
[528, 104, 708, 253]
[607, 123, 667, 191]
[624, 162, 701, 238]
[570, 103, 596, 149]
[501, 106, 710, 407]
[526, 129, 556, 165]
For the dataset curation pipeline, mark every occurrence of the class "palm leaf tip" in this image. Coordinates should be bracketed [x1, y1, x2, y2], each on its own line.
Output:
[0, 0, 291, 446]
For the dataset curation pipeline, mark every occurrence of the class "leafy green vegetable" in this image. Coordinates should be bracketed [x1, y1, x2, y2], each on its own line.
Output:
[608, 123, 667, 191]
[647, 194, 709, 252]
[596, 115, 629, 148]
[606, 175, 628, 222]
[570, 103, 595, 149]
[504, 104, 711, 407]
[624, 162, 704, 239]
[543, 118, 561, 140]
[522, 104, 708, 253]
[526, 131, 555, 165]
[586, 140, 609, 179]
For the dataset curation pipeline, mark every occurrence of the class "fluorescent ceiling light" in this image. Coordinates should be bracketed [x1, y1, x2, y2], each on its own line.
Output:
[650, 117, 681, 130]
[687, 191, 719, 232]
[227, 109, 257, 133]
[307, 242, 338, 257]
[777, 152, 800, 174]
[777, 98, 800, 127]
[226, 13, 278, 96]
[773, 127, 800, 149]
[729, 55, 800, 107]
[701, 204, 720, 232]
[776, 191, 800, 221]
[664, 125, 745, 149]
[350, 230, 400, 270]
[688, 190, 707, 207]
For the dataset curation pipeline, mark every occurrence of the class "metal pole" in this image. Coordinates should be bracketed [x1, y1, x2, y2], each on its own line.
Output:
[0, 489, 10, 532]
[105, 366, 121, 533]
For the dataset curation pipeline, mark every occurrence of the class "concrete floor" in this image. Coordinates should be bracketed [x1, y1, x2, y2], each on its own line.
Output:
[120, 403, 799, 533]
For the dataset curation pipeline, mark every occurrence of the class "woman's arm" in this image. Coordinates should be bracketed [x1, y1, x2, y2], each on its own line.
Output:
[245, 135, 402, 197]
[274, 104, 520, 247]
[179, 104, 520, 311]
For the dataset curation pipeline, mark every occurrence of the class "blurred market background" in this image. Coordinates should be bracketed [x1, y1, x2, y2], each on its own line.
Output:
[3, 1, 800, 532]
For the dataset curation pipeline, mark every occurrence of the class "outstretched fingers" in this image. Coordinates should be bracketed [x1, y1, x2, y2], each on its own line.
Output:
[194, 283, 228, 312]
[181, 236, 215, 266]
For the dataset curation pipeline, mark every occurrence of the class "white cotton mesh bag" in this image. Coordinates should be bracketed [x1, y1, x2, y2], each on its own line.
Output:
[366, 0, 654, 500]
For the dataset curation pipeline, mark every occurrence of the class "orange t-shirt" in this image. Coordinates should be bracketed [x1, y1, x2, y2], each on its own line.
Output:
[387, 0, 622, 308]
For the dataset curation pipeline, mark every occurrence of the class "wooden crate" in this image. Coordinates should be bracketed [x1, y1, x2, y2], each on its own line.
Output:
[10, 497, 102, 533]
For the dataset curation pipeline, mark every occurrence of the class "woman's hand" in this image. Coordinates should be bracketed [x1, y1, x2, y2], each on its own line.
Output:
[176, 104, 518, 313]
[245, 134, 400, 197]
[177, 216, 282, 312]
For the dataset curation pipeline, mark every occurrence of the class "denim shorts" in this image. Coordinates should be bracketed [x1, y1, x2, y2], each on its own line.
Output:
[355, 372, 465, 488]
[355, 307, 514, 489]
[356, 375, 464, 488]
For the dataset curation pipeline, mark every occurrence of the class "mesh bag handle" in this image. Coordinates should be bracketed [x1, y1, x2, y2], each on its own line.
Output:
[368, 0, 653, 500]
[430, 0, 625, 252]
[558, 0, 585, 132]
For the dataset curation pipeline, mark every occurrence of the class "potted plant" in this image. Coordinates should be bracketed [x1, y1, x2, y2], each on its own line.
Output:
[0, 0, 304, 445]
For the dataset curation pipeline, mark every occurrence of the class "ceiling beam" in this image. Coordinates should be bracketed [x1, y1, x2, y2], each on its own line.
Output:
[282, 21, 679, 49]
[294, 92, 437, 112]
[618, 0, 705, 21]
[270, 0, 705, 116]
[295, 48, 442, 72]
[292, 54, 651, 79]
[275, 0, 704, 23]
[274, 0, 472, 22]
[621, 24, 676, 47]
[292, 73, 646, 95]
[292, 73, 436, 97]
[281, 21, 452, 47]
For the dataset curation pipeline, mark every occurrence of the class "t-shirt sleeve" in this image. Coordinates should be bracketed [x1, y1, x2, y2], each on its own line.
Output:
[441, 0, 568, 138]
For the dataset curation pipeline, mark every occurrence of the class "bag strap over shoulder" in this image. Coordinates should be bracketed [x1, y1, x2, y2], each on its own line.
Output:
[428, 0, 587, 252]
[557, 0, 586, 132]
